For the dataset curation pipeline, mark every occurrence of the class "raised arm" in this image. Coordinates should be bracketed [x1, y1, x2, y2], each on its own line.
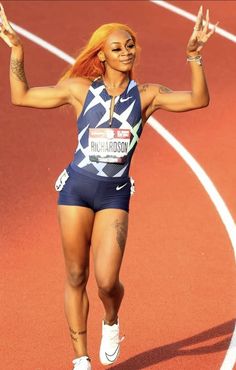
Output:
[142, 6, 217, 120]
[0, 3, 71, 108]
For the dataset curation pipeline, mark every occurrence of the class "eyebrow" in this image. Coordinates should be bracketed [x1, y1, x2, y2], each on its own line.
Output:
[111, 38, 133, 45]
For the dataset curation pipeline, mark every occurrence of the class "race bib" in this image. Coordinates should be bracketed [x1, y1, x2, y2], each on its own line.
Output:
[88, 128, 130, 163]
[55, 169, 69, 192]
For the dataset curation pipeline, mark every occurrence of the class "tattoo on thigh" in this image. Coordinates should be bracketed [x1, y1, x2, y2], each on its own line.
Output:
[113, 219, 128, 253]
[69, 327, 87, 342]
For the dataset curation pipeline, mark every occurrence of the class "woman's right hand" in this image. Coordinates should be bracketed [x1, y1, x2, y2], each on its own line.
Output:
[0, 2, 79, 111]
[0, 3, 21, 47]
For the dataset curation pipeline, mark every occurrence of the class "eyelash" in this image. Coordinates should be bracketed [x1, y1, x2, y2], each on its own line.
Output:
[112, 45, 135, 52]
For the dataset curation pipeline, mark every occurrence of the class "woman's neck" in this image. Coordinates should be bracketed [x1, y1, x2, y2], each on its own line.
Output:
[102, 70, 130, 89]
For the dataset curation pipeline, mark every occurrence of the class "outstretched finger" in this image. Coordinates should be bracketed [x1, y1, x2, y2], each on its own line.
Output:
[203, 9, 209, 33]
[0, 3, 11, 31]
[206, 21, 219, 39]
[0, 26, 13, 47]
[0, 3, 2, 26]
[193, 5, 203, 32]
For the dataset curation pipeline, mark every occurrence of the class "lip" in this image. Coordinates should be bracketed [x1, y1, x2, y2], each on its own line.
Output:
[121, 58, 134, 64]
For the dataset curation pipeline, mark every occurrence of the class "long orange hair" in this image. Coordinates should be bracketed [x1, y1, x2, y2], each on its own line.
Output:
[59, 23, 139, 81]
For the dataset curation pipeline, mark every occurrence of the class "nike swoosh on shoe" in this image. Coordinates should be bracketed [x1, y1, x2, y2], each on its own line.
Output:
[105, 345, 120, 363]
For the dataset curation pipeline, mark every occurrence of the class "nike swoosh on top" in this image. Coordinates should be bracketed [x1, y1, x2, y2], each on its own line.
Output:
[105, 345, 120, 363]
[116, 183, 128, 191]
[120, 97, 133, 103]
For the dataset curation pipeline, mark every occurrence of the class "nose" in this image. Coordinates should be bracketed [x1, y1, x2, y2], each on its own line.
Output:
[121, 46, 131, 56]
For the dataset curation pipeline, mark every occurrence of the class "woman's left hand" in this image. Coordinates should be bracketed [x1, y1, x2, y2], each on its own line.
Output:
[187, 6, 218, 55]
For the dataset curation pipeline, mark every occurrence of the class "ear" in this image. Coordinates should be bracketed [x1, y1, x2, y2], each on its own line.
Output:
[98, 51, 105, 62]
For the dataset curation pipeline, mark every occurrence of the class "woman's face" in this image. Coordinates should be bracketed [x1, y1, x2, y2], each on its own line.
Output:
[101, 30, 136, 73]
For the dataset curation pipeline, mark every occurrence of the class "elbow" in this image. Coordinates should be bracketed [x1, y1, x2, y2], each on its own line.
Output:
[199, 99, 210, 108]
[11, 99, 20, 106]
[193, 95, 210, 109]
[11, 90, 29, 106]
[202, 95, 210, 108]
[11, 96, 24, 106]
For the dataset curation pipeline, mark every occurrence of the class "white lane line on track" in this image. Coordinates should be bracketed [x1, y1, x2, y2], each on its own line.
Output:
[151, 0, 236, 43]
[11, 23, 75, 64]
[10, 18, 236, 370]
[150, 3, 236, 369]
[148, 116, 236, 253]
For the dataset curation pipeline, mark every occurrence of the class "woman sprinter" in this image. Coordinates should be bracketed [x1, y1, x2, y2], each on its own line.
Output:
[0, 4, 216, 369]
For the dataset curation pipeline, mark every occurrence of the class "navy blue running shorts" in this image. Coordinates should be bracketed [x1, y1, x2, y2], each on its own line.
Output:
[55, 164, 134, 212]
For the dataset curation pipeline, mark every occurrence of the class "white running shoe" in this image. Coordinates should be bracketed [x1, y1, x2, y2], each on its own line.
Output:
[99, 319, 124, 366]
[72, 356, 91, 370]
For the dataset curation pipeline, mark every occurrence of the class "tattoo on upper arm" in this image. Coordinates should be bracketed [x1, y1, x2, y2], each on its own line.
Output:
[10, 57, 27, 83]
[159, 85, 172, 94]
[113, 219, 128, 254]
[139, 84, 149, 94]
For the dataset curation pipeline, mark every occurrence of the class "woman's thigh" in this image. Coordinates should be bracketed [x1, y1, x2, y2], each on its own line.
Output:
[58, 205, 95, 276]
[91, 209, 128, 287]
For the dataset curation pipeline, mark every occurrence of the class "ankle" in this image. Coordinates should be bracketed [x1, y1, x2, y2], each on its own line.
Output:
[104, 316, 118, 326]
[74, 351, 89, 358]
[74, 355, 91, 361]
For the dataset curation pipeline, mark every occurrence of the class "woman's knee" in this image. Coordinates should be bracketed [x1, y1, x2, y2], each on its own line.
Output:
[66, 265, 89, 289]
[97, 279, 123, 297]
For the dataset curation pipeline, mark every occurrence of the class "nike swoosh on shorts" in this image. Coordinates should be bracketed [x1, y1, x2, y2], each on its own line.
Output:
[116, 183, 128, 191]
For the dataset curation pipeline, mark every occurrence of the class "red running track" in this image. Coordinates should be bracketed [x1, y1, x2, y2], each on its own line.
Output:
[1, 1, 236, 369]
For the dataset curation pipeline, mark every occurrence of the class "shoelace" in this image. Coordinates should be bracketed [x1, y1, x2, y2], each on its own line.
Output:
[103, 328, 125, 345]
[102, 320, 125, 346]
[72, 356, 91, 370]
[117, 335, 125, 344]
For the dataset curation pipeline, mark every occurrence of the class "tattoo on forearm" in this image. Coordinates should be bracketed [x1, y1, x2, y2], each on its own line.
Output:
[113, 219, 128, 253]
[69, 327, 87, 342]
[159, 85, 172, 94]
[10, 57, 27, 83]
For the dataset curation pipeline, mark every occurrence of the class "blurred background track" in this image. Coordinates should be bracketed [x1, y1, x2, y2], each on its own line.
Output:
[1, 1, 236, 369]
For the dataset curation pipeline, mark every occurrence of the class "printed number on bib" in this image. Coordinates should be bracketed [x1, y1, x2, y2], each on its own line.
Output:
[55, 169, 69, 192]
[89, 128, 130, 164]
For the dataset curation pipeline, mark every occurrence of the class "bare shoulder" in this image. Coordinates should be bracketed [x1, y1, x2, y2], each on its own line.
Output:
[57, 76, 91, 88]
[56, 77, 92, 117]
[57, 77, 91, 103]
[138, 83, 173, 121]
[138, 83, 160, 110]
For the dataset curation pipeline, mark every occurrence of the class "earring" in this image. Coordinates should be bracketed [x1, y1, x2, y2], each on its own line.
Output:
[98, 52, 105, 62]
